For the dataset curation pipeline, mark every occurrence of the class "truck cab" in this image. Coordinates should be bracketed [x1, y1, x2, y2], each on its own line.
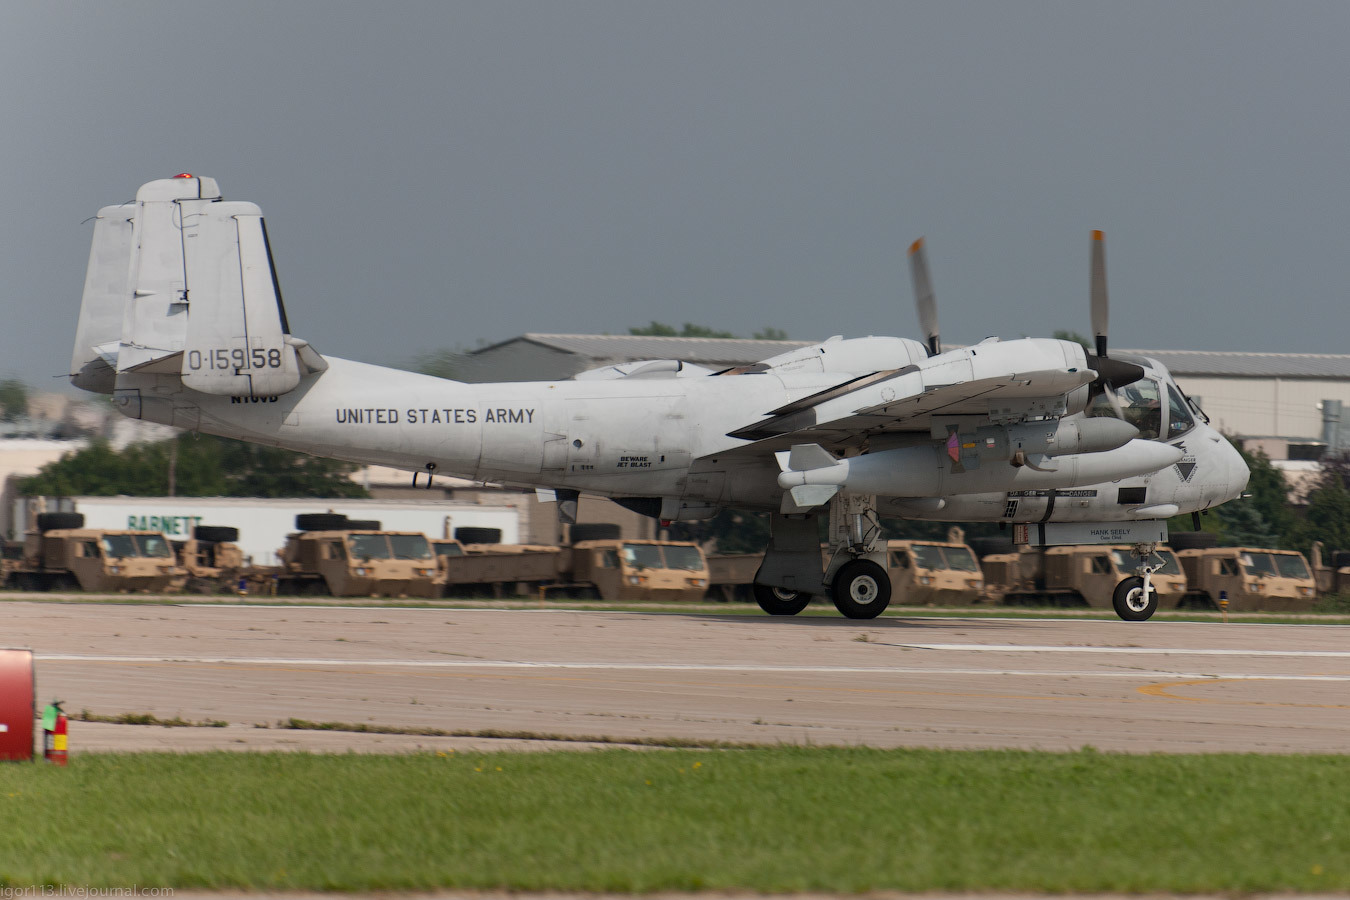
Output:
[570, 539, 709, 602]
[7, 513, 186, 593]
[1178, 546, 1317, 611]
[884, 540, 984, 605]
[278, 520, 443, 598]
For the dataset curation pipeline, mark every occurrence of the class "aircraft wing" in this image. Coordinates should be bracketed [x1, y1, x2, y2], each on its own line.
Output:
[721, 348, 1096, 457]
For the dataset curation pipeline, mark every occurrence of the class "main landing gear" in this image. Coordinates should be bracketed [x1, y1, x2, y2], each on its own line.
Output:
[752, 494, 893, 620]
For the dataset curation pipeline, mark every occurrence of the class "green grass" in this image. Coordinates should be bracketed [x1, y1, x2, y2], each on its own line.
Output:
[2, 748, 1349, 891]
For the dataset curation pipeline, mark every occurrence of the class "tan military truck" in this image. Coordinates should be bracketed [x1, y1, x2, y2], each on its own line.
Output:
[435, 524, 709, 602]
[4, 512, 187, 593]
[567, 537, 709, 602]
[1310, 541, 1350, 598]
[1176, 545, 1318, 612]
[982, 544, 1186, 620]
[882, 539, 984, 605]
[433, 528, 561, 598]
[274, 514, 442, 598]
[174, 525, 247, 594]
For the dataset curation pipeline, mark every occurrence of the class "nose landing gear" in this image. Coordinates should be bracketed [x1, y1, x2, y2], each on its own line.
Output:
[1112, 543, 1160, 621]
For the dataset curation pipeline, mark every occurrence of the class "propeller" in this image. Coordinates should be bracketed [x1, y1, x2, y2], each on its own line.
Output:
[1082, 230, 1144, 417]
[1090, 229, 1109, 359]
[908, 238, 940, 357]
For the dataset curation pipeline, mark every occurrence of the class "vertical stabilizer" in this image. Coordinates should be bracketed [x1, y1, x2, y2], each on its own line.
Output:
[71, 175, 312, 399]
[70, 204, 136, 393]
[179, 201, 301, 396]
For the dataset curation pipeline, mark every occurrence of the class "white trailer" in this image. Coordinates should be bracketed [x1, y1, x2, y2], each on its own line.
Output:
[19, 497, 519, 567]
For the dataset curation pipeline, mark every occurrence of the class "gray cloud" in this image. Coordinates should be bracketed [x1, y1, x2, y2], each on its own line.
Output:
[4, 1, 1346, 387]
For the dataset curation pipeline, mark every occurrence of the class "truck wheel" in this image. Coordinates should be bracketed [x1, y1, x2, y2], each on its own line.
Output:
[296, 513, 348, 531]
[194, 525, 239, 543]
[454, 527, 502, 545]
[831, 560, 891, 619]
[752, 584, 810, 616]
[1112, 576, 1157, 621]
[36, 512, 84, 531]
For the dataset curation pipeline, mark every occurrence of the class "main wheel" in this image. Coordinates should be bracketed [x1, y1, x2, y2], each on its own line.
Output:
[753, 583, 811, 616]
[1112, 576, 1157, 621]
[831, 559, 891, 619]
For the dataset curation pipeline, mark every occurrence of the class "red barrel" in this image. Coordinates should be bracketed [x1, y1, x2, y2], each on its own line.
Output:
[0, 649, 35, 762]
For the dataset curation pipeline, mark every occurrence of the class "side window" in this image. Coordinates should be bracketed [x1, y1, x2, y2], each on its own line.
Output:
[890, 551, 909, 569]
[1090, 556, 1112, 575]
[1218, 558, 1239, 576]
[1166, 385, 1195, 439]
[601, 549, 619, 569]
[327, 541, 346, 560]
[80, 541, 100, 558]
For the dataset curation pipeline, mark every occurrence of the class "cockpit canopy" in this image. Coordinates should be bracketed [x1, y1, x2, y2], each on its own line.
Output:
[1085, 358, 1204, 442]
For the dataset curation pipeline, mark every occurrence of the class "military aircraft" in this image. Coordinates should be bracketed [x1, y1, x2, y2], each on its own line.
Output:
[70, 175, 1249, 620]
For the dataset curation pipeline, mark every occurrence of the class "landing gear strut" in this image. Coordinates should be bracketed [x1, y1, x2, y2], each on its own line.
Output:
[751, 494, 895, 619]
[824, 495, 891, 620]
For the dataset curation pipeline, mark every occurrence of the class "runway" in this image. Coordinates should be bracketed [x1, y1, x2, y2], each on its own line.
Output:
[9, 602, 1350, 754]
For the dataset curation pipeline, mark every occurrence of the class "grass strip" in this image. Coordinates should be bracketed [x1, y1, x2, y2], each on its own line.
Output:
[1, 747, 1349, 891]
[74, 710, 228, 728]
[271, 716, 753, 749]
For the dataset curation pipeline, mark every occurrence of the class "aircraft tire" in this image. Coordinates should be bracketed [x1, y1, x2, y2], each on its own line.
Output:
[1112, 576, 1157, 621]
[752, 583, 811, 616]
[831, 559, 891, 619]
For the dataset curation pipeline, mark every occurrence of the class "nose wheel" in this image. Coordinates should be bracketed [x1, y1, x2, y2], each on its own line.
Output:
[1113, 544, 1162, 621]
[1112, 568, 1158, 621]
[831, 559, 892, 619]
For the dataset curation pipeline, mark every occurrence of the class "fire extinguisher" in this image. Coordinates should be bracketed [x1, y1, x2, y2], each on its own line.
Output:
[42, 700, 67, 766]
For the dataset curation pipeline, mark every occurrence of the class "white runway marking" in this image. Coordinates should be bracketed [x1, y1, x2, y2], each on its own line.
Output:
[33, 653, 1350, 682]
[895, 642, 1350, 658]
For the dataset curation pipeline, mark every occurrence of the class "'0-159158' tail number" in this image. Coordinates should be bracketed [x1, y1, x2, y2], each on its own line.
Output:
[187, 348, 284, 371]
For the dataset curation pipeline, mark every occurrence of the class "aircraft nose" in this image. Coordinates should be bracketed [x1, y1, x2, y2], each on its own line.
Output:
[1225, 438, 1251, 499]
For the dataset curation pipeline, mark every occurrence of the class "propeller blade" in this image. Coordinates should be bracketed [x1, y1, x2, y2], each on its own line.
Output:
[908, 238, 940, 356]
[1104, 382, 1126, 419]
[1087, 354, 1146, 390]
[1090, 230, 1109, 358]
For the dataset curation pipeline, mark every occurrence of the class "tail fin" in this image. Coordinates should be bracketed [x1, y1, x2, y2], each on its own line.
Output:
[71, 175, 324, 398]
